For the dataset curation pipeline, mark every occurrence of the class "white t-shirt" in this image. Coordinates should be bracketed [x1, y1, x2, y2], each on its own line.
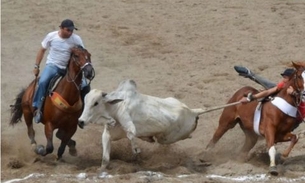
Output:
[42, 31, 84, 69]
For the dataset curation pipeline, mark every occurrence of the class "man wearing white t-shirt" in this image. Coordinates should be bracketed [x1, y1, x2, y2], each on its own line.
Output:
[32, 19, 89, 123]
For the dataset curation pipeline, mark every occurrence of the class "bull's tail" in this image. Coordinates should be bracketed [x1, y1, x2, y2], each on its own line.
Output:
[192, 101, 242, 116]
[10, 88, 26, 126]
[192, 108, 207, 116]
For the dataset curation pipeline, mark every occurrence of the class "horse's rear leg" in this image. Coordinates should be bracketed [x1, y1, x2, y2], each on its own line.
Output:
[24, 111, 37, 147]
[280, 133, 298, 158]
[206, 111, 238, 149]
[35, 122, 55, 157]
[239, 130, 258, 161]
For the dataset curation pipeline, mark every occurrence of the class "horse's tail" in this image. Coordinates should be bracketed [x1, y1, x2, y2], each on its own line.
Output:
[10, 88, 26, 126]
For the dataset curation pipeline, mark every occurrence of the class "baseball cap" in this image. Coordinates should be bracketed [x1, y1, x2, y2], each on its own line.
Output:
[280, 68, 295, 77]
[59, 19, 78, 31]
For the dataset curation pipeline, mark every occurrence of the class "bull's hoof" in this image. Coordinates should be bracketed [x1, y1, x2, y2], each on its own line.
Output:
[133, 147, 141, 154]
[35, 145, 45, 155]
[269, 166, 278, 176]
[98, 171, 109, 179]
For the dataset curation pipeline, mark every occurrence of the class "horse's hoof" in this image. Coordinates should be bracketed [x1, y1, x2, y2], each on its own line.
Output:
[206, 142, 215, 150]
[33, 157, 41, 163]
[269, 166, 278, 176]
[57, 158, 65, 162]
[69, 148, 78, 156]
[35, 145, 45, 155]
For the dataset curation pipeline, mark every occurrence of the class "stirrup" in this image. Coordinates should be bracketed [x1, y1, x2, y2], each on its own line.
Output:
[34, 110, 42, 124]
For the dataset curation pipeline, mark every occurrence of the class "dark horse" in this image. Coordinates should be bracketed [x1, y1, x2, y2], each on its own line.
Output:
[206, 62, 305, 176]
[10, 46, 94, 160]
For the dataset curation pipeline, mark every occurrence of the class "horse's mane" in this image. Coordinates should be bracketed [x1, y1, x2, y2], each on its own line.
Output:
[69, 45, 86, 59]
[288, 61, 305, 68]
[76, 45, 85, 50]
[70, 45, 86, 55]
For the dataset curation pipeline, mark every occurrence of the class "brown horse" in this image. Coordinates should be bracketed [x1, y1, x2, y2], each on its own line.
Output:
[10, 46, 94, 160]
[206, 62, 305, 176]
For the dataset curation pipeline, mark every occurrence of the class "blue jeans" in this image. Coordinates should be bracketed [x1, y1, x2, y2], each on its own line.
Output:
[32, 64, 66, 109]
[33, 64, 89, 109]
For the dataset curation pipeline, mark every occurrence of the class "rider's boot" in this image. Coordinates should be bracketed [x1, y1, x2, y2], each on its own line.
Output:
[234, 66, 276, 89]
[34, 109, 42, 124]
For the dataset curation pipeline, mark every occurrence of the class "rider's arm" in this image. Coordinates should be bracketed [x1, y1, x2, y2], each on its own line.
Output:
[252, 80, 286, 100]
[35, 47, 46, 68]
[252, 86, 278, 100]
[240, 86, 278, 103]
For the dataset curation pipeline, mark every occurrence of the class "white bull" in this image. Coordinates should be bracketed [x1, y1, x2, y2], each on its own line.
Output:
[78, 79, 207, 169]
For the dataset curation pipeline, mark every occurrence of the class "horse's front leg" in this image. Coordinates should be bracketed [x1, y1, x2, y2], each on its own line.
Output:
[56, 129, 78, 158]
[280, 132, 298, 158]
[56, 127, 77, 160]
[265, 129, 278, 176]
[35, 122, 54, 156]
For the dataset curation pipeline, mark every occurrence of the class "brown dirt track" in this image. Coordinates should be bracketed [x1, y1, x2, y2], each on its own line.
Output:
[2, 0, 305, 182]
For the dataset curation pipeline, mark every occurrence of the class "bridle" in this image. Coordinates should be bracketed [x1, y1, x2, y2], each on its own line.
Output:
[292, 69, 305, 106]
[289, 69, 305, 121]
[66, 49, 94, 90]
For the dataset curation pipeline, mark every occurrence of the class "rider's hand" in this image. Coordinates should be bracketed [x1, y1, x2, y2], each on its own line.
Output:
[240, 92, 255, 104]
[240, 97, 250, 104]
[33, 65, 40, 76]
[246, 92, 256, 102]
[287, 86, 295, 95]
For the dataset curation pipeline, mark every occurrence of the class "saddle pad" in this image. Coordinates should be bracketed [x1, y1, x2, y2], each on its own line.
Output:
[253, 97, 297, 136]
[48, 75, 62, 95]
[271, 97, 297, 117]
[50, 92, 82, 113]
[253, 103, 262, 136]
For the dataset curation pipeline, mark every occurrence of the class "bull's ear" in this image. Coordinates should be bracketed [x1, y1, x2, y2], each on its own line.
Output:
[102, 92, 123, 104]
[102, 92, 107, 97]
[107, 99, 123, 104]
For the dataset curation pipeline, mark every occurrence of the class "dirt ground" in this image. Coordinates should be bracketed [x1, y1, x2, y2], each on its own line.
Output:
[2, 0, 305, 182]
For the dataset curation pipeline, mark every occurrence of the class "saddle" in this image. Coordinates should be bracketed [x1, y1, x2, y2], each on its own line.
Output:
[38, 75, 83, 113]
[235, 66, 302, 132]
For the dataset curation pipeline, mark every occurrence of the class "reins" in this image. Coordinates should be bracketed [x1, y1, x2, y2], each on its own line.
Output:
[65, 52, 92, 90]
[66, 68, 83, 90]
[289, 70, 305, 120]
[292, 74, 302, 105]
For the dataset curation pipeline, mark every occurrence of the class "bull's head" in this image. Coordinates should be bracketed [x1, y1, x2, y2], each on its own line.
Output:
[78, 89, 123, 129]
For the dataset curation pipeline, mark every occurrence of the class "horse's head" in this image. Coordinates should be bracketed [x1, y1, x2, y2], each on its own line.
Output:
[286, 62, 305, 104]
[291, 62, 305, 92]
[71, 46, 95, 81]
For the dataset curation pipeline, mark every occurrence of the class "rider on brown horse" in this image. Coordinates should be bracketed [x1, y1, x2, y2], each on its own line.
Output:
[207, 62, 305, 175]
[32, 19, 91, 123]
[235, 66, 305, 129]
